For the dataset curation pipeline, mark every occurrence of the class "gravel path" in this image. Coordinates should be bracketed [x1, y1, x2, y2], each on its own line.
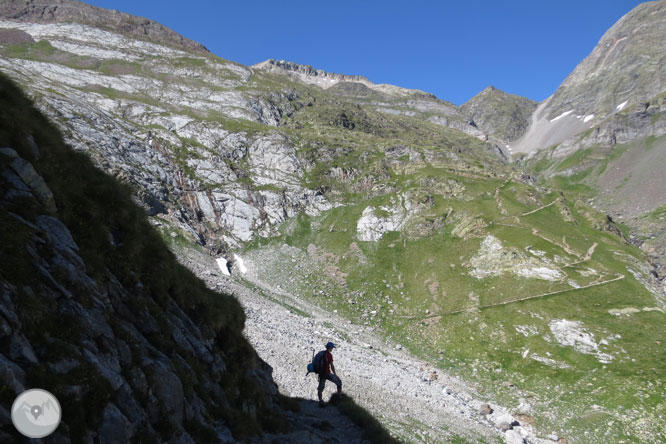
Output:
[179, 247, 557, 444]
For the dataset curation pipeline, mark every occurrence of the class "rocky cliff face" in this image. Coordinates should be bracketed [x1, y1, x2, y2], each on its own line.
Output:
[0, 8, 335, 252]
[0, 74, 284, 442]
[513, 0, 666, 154]
[544, 0, 666, 122]
[0, 2, 503, 254]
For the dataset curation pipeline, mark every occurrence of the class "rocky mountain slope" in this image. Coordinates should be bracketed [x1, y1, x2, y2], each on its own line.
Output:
[512, 0, 666, 154]
[460, 86, 538, 145]
[0, 0, 208, 53]
[516, 1, 666, 303]
[1, 1, 665, 443]
[0, 4, 505, 252]
[543, 0, 666, 124]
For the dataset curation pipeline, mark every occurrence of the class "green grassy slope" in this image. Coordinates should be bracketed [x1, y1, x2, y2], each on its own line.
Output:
[244, 150, 666, 442]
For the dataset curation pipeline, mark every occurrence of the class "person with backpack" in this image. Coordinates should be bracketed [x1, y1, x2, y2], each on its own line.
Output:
[314, 342, 342, 406]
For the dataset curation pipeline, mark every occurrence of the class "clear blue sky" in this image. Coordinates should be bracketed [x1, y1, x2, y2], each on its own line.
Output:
[86, 0, 645, 105]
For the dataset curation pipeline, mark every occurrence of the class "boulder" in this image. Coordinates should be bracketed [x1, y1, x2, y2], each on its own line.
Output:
[504, 429, 526, 444]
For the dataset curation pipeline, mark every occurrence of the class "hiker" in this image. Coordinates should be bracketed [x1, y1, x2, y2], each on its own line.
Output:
[317, 341, 342, 406]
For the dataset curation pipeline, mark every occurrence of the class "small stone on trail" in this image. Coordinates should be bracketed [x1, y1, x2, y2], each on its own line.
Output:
[479, 403, 493, 415]
[396, 344, 402, 350]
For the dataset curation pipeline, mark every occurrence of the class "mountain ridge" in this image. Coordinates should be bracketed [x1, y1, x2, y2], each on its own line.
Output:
[0, 0, 209, 53]
[253, 58, 436, 99]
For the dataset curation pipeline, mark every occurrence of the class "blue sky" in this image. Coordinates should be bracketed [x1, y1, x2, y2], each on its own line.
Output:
[87, 0, 644, 105]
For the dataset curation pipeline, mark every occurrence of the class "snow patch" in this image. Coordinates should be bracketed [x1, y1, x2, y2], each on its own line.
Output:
[550, 110, 573, 122]
[233, 254, 247, 274]
[216, 257, 231, 276]
[616, 101, 628, 111]
[583, 114, 595, 123]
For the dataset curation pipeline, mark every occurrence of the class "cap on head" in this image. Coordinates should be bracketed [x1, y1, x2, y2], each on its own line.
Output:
[326, 341, 336, 349]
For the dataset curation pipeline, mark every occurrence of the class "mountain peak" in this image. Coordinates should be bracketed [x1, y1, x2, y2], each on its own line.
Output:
[253, 58, 432, 98]
[461, 86, 537, 143]
[253, 59, 370, 84]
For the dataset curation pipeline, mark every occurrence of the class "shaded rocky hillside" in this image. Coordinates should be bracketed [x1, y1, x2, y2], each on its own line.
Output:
[460, 86, 537, 144]
[0, 72, 285, 442]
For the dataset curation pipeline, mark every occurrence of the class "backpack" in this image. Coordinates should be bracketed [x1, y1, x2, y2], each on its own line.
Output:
[306, 350, 327, 376]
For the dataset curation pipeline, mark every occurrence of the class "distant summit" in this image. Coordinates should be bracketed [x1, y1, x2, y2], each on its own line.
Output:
[253, 58, 433, 98]
[253, 59, 370, 84]
[460, 86, 537, 144]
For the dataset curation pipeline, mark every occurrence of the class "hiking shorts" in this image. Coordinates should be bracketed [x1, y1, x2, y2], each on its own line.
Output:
[317, 373, 342, 393]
